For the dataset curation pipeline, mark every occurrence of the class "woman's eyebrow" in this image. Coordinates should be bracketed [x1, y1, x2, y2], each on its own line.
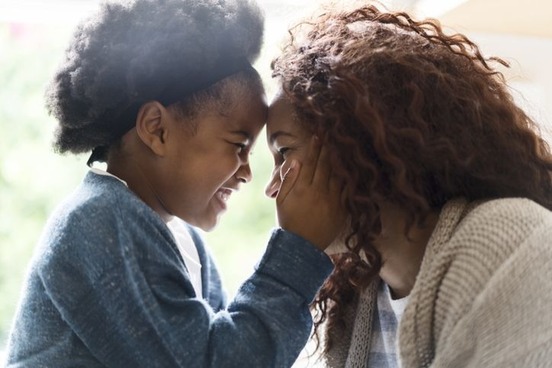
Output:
[269, 131, 294, 145]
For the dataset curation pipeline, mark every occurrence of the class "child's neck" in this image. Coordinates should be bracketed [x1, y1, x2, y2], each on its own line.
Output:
[107, 143, 173, 223]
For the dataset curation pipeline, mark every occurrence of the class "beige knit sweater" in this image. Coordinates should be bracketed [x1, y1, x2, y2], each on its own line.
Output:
[323, 198, 552, 368]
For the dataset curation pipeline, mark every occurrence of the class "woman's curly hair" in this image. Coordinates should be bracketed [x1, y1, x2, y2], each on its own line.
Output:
[271, 3, 552, 352]
[46, 0, 263, 156]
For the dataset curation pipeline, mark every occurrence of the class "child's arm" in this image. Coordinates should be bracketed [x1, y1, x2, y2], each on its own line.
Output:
[32, 225, 331, 368]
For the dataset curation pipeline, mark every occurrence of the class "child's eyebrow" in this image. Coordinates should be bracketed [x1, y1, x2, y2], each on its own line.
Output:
[269, 131, 294, 145]
[230, 130, 252, 141]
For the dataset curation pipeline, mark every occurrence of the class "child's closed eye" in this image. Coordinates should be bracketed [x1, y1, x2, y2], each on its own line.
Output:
[234, 143, 246, 151]
[233, 143, 252, 160]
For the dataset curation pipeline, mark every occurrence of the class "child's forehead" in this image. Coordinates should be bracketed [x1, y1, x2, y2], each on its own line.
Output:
[197, 95, 266, 133]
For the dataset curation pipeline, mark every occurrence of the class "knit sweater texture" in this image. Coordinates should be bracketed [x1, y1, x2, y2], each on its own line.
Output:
[5, 171, 334, 368]
[324, 198, 552, 368]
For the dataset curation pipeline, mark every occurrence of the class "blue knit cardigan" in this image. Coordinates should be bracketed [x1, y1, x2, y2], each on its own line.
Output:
[6, 171, 333, 367]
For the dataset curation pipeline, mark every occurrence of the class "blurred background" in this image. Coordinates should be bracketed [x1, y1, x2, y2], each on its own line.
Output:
[1, 0, 551, 362]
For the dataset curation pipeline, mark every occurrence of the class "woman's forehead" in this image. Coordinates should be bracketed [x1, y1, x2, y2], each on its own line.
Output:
[267, 96, 313, 143]
[267, 95, 295, 129]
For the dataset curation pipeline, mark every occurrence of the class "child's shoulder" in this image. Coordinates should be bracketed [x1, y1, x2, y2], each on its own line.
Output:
[35, 171, 170, 272]
[61, 171, 135, 219]
[45, 171, 163, 242]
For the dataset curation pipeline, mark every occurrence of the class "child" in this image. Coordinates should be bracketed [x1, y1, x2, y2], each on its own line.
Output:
[5, 0, 344, 367]
[267, 3, 552, 367]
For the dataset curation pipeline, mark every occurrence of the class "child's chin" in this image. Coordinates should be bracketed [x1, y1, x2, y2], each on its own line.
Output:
[197, 216, 221, 232]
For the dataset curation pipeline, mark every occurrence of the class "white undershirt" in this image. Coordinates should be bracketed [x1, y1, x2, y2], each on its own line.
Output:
[166, 218, 203, 298]
[89, 168, 203, 298]
[388, 284, 409, 320]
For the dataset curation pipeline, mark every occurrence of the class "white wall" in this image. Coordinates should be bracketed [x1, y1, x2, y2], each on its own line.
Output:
[463, 33, 552, 143]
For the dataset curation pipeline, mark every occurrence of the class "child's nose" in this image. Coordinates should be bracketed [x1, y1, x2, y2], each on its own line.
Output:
[236, 163, 252, 183]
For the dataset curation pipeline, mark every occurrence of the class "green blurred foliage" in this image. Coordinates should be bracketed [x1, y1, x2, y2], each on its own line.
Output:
[0, 22, 86, 346]
[0, 21, 276, 348]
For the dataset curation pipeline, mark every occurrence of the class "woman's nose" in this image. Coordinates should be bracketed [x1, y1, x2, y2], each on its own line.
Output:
[264, 175, 280, 198]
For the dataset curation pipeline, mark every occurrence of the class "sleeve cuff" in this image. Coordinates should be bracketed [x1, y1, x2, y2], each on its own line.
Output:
[255, 228, 334, 302]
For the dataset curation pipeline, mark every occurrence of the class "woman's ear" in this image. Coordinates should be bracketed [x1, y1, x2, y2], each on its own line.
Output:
[135, 101, 169, 156]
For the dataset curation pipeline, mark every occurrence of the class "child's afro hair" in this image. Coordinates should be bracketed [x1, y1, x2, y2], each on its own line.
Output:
[46, 0, 264, 155]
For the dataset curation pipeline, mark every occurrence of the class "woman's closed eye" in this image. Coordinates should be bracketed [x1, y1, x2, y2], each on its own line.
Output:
[277, 147, 290, 158]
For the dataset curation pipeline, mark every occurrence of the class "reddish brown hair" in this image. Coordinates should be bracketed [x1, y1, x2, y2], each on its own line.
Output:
[271, 4, 552, 352]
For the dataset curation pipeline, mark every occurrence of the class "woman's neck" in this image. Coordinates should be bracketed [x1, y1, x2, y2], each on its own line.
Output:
[374, 203, 440, 299]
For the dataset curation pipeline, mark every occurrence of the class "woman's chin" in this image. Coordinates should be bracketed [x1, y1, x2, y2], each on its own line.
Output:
[324, 239, 349, 255]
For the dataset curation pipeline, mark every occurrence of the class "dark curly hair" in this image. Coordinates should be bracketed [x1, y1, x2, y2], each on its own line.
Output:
[46, 0, 264, 160]
[271, 4, 552, 352]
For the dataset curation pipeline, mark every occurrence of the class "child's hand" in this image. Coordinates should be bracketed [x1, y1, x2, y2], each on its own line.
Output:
[276, 136, 346, 251]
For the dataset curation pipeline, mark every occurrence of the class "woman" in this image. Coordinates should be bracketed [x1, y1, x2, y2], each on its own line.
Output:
[266, 4, 552, 367]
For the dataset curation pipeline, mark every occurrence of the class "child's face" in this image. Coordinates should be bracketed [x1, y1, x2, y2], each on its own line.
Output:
[265, 91, 311, 199]
[161, 92, 266, 231]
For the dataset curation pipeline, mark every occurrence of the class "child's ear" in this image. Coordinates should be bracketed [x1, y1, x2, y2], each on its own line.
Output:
[135, 101, 168, 156]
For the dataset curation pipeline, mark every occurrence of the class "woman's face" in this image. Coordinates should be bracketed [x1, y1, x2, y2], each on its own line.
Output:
[264, 91, 312, 198]
[265, 90, 350, 254]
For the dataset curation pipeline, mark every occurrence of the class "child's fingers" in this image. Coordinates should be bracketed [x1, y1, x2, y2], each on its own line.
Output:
[276, 160, 299, 203]
[275, 140, 347, 250]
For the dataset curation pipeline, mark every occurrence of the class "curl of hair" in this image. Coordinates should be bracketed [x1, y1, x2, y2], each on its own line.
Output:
[47, 0, 264, 155]
[272, 4, 552, 352]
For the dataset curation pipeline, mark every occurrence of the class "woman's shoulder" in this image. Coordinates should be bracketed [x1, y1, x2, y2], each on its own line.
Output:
[422, 197, 552, 286]
[433, 197, 552, 278]
[451, 198, 552, 252]
[413, 198, 552, 366]
[467, 197, 552, 222]
[455, 197, 552, 244]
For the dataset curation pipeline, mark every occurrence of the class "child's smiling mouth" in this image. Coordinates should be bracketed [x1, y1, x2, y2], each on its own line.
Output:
[214, 188, 234, 210]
